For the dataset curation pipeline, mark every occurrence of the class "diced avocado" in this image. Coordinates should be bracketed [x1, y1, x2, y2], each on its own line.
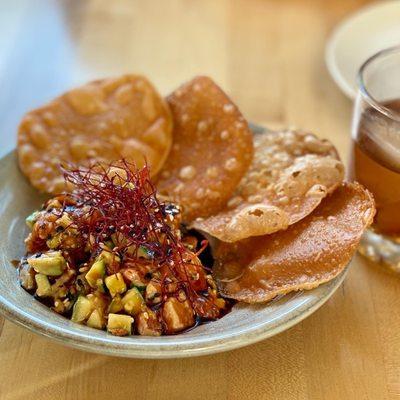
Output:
[105, 273, 127, 297]
[85, 260, 105, 289]
[71, 295, 92, 323]
[86, 309, 104, 329]
[27, 251, 66, 276]
[46, 234, 62, 249]
[25, 211, 39, 229]
[107, 313, 133, 336]
[34, 274, 52, 297]
[108, 295, 124, 313]
[121, 288, 144, 316]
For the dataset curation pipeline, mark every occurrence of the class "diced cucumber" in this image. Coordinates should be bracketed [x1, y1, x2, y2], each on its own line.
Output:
[25, 211, 39, 229]
[71, 295, 92, 323]
[56, 213, 72, 228]
[34, 274, 52, 297]
[107, 313, 133, 336]
[27, 251, 66, 276]
[137, 245, 153, 259]
[108, 295, 124, 313]
[99, 250, 120, 266]
[121, 288, 144, 316]
[86, 309, 104, 329]
[46, 234, 62, 249]
[87, 292, 107, 308]
[105, 273, 126, 297]
[85, 260, 105, 289]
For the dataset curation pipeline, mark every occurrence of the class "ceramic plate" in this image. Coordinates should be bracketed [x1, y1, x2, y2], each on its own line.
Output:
[325, 0, 400, 99]
[0, 129, 348, 358]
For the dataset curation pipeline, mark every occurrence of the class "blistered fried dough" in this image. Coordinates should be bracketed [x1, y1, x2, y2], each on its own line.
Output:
[17, 75, 172, 194]
[157, 76, 253, 221]
[192, 130, 344, 242]
[213, 182, 375, 303]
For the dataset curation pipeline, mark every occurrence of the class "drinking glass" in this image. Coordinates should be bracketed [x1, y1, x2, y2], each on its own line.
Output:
[349, 45, 400, 272]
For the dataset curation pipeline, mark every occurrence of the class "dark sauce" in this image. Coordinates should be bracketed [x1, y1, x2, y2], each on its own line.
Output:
[185, 229, 236, 329]
[185, 228, 214, 269]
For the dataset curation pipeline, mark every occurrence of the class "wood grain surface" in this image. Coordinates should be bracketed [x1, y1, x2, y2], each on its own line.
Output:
[1, 1, 399, 399]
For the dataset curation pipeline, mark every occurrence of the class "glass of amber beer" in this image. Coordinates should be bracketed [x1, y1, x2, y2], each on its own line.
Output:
[349, 45, 400, 272]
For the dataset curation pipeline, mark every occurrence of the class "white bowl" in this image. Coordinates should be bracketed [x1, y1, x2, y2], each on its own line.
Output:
[0, 130, 348, 358]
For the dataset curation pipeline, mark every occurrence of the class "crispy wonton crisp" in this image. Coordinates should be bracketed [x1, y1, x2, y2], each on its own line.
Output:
[157, 76, 254, 221]
[18, 75, 172, 194]
[192, 130, 344, 241]
[213, 182, 375, 303]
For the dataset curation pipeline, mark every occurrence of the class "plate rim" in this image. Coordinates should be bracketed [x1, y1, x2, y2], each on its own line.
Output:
[0, 266, 347, 359]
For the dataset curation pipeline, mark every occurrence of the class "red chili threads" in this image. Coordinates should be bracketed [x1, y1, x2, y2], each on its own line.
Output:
[60, 160, 217, 315]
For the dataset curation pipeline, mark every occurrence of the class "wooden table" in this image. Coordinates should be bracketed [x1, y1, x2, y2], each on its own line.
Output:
[1, 1, 398, 399]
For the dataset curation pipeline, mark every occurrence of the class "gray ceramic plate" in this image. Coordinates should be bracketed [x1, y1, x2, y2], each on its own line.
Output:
[0, 142, 348, 359]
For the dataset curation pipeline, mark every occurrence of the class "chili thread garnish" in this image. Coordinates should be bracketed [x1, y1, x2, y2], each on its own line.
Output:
[59, 160, 218, 315]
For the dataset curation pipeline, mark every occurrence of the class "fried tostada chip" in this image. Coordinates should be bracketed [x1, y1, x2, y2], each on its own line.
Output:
[213, 182, 375, 303]
[18, 75, 172, 194]
[157, 76, 254, 221]
[192, 130, 344, 242]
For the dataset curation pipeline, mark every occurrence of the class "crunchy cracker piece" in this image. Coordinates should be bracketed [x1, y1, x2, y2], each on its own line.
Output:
[17, 75, 172, 194]
[213, 182, 375, 303]
[192, 130, 344, 241]
[157, 76, 253, 221]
